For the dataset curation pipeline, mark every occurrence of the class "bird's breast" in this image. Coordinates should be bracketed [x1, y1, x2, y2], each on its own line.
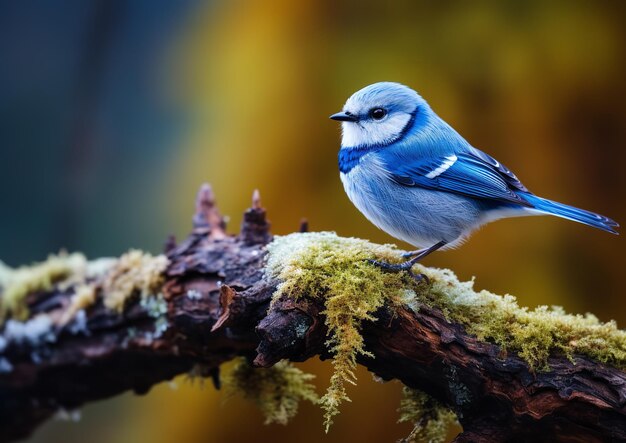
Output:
[339, 153, 485, 248]
[339, 153, 397, 229]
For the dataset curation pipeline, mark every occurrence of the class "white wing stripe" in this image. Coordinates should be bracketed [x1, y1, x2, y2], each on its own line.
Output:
[425, 154, 458, 179]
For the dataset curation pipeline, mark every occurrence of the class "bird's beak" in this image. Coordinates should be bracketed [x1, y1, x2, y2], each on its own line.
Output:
[329, 111, 358, 122]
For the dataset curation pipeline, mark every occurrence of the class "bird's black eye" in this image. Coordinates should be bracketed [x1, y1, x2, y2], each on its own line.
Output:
[370, 108, 387, 120]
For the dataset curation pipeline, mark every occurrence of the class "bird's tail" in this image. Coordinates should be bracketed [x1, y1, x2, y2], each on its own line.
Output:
[522, 194, 619, 234]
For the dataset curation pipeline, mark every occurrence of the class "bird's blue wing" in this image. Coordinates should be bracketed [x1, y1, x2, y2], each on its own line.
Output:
[383, 149, 533, 206]
[466, 147, 529, 193]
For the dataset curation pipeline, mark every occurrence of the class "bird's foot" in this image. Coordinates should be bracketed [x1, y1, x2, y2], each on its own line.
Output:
[368, 259, 412, 272]
[367, 259, 429, 283]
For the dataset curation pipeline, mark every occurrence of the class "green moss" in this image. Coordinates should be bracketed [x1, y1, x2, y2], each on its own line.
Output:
[102, 250, 169, 312]
[0, 249, 168, 324]
[265, 232, 626, 432]
[59, 284, 96, 325]
[0, 253, 87, 321]
[224, 358, 319, 425]
[266, 232, 422, 431]
[424, 267, 626, 370]
[398, 387, 458, 443]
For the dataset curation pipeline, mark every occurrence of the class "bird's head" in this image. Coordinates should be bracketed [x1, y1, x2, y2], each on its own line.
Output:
[330, 82, 428, 149]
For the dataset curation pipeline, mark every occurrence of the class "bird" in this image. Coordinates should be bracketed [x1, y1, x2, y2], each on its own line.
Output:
[330, 82, 619, 277]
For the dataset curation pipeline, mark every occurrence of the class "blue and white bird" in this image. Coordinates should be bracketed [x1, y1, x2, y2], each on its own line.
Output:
[330, 82, 618, 275]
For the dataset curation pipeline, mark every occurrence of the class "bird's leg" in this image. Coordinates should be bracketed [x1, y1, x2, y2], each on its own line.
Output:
[401, 248, 426, 258]
[369, 241, 447, 281]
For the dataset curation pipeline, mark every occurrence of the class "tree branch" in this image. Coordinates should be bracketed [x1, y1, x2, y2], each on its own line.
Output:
[0, 185, 624, 442]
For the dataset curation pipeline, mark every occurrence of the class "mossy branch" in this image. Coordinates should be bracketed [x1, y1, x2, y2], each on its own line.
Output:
[0, 184, 625, 442]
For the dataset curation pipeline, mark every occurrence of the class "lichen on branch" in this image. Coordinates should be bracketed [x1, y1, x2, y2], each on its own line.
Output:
[224, 357, 318, 425]
[263, 231, 626, 433]
[398, 386, 458, 443]
[0, 252, 88, 321]
[424, 267, 626, 370]
[266, 232, 424, 431]
[0, 249, 168, 327]
[102, 249, 169, 312]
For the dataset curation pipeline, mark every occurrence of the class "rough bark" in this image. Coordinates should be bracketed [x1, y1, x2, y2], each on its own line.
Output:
[0, 184, 624, 442]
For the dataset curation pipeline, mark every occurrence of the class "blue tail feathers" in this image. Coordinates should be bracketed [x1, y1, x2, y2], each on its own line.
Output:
[523, 194, 619, 234]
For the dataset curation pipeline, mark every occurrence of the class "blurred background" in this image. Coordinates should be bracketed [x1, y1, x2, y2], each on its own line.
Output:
[1, 0, 625, 442]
